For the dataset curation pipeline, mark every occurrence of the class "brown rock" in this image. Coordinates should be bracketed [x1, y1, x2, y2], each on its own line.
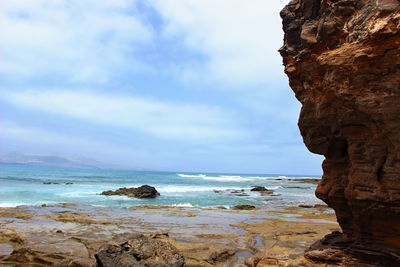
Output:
[94, 234, 184, 267]
[2, 248, 55, 265]
[256, 258, 280, 267]
[68, 258, 95, 267]
[313, 204, 328, 209]
[280, 0, 400, 264]
[304, 248, 345, 263]
[206, 248, 236, 263]
[233, 205, 256, 210]
[244, 256, 261, 267]
[250, 186, 269, 192]
[101, 185, 160, 198]
[298, 205, 313, 208]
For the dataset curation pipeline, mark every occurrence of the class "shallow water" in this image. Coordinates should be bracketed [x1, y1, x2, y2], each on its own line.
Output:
[0, 163, 323, 208]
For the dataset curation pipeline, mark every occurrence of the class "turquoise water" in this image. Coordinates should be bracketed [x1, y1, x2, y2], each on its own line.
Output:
[0, 163, 322, 208]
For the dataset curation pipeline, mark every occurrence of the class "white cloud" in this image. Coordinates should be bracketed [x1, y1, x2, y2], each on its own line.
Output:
[0, 0, 289, 87]
[2, 89, 248, 141]
[0, 0, 152, 82]
[1, 120, 102, 147]
[150, 0, 288, 86]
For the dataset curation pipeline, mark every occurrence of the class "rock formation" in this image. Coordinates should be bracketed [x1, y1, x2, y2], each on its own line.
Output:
[233, 204, 256, 210]
[250, 186, 269, 192]
[94, 234, 185, 267]
[280, 0, 400, 265]
[101, 185, 160, 198]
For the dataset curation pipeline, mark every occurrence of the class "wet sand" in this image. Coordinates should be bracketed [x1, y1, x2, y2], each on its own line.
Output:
[0, 203, 339, 266]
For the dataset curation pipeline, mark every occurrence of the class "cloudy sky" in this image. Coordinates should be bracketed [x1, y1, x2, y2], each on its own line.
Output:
[0, 0, 323, 174]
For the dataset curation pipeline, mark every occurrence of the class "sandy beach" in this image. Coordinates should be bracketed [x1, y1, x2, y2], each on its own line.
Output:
[0, 203, 338, 266]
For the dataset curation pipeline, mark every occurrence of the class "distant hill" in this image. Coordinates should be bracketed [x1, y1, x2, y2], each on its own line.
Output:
[0, 152, 115, 169]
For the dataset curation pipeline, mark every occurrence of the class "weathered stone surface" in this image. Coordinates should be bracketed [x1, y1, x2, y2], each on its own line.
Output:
[280, 0, 400, 264]
[94, 234, 184, 267]
[101, 185, 160, 198]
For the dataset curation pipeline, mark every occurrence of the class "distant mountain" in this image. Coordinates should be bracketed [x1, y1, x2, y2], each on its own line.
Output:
[0, 152, 116, 169]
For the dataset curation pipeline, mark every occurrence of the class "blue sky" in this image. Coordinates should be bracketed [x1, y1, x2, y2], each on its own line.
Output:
[0, 0, 323, 174]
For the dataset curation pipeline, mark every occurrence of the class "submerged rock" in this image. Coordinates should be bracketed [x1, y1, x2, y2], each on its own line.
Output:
[280, 0, 400, 264]
[101, 185, 160, 198]
[94, 234, 184, 267]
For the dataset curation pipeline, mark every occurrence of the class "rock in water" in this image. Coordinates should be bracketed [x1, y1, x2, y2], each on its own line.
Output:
[94, 234, 184, 267]
[101, 185, 160, 198]
[280, 0, 400, 265]
[250, 186, 269, 192]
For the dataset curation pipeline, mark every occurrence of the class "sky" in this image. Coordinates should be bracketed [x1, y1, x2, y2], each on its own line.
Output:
[0, 0, 323, 175]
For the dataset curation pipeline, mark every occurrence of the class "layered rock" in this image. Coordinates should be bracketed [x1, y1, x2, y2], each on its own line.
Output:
[280, 0, 400, 264]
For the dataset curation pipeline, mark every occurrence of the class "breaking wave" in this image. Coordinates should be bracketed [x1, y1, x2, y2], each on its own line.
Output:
[177, 174, 206, 178]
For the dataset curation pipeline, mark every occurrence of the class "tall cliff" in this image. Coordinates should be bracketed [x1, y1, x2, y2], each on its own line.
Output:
[280, 0, 400, 265]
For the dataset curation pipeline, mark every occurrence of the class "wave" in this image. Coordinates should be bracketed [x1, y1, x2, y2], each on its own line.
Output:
[203, 175, 253, 182]
[178, 173, 261, 182]
[167, 203, 194, 207]
[0, 201, 59, 207]
[291, 176, 321, 179]
[0, 202, 26, 207]
[158, 185, 241, 193]
[0, 176, 43, 182]
[177, 174, 206, 178]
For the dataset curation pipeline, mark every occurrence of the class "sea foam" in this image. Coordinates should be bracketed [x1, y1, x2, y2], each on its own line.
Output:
[158, 185, 242, 193]
[177, 174, 206, 178]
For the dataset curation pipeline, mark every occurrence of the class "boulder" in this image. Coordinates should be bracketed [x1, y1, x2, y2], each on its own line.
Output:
[94, 234, 184, 267]
[101, 185, 160, 198]
[233, 205, 256, 210]
[250, 186, 269, 192]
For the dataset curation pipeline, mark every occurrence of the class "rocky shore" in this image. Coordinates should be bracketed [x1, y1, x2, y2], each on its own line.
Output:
[0, 204, 337, 266]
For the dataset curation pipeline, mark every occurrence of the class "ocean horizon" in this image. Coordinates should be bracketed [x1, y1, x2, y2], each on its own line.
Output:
[0, 163, 322, 209]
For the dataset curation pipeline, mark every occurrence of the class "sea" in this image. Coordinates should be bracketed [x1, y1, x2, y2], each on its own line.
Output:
[0, 163, 324, 209]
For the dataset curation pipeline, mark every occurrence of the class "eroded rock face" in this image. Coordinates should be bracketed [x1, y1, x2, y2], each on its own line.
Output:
[280, 0, 400, 263]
